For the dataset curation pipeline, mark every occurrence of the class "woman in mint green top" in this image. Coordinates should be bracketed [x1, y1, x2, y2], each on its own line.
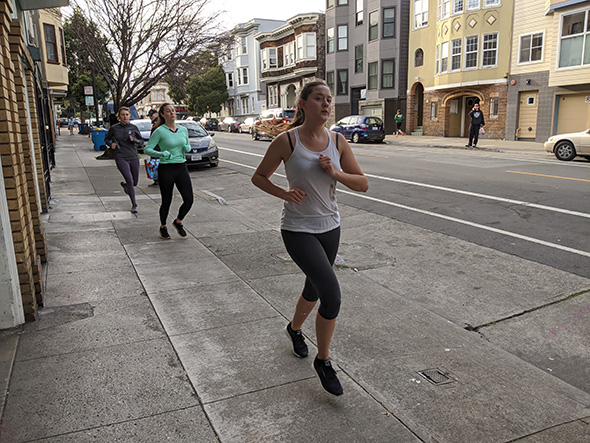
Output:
[144, 103, 193, 239]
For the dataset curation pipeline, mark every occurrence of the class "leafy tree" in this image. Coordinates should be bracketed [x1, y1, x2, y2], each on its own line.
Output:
[69, 0, 224, 111]
[185, 66, 229, 116]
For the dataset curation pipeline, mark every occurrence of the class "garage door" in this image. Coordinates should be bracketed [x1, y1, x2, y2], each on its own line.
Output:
[556, 93, 590, 135]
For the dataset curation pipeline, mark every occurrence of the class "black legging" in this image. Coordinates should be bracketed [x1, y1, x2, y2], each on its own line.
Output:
[157, 163, 193, 225]
[468, 124, 480, 146]
[281, 227, 341, 320]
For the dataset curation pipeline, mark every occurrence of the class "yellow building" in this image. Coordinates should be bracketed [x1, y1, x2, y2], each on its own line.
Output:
[407, 0, 513, 139]
[506, 0, 590, 141]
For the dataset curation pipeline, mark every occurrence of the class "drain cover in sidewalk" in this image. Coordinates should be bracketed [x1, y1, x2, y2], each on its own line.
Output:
[417, 368, 456, 385]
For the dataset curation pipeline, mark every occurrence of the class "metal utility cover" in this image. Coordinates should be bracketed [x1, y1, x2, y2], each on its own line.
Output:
[417, 369, 456, 385]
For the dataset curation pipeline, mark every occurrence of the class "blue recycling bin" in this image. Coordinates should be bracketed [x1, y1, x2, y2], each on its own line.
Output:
[91, 128, 108, 151]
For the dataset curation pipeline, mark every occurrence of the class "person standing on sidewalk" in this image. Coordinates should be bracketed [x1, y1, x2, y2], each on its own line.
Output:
[252, 80, 368, 396]
[394, 109, 405, 137]
[148, 109, 160, 187]
[104, 107, 143, 214]
[68, 117, 75, 135]
[144, 103, 193, 239]
[466, 102, 485, 148]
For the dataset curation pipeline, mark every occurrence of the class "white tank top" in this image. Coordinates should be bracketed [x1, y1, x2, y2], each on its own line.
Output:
[281, 127, 341, 233]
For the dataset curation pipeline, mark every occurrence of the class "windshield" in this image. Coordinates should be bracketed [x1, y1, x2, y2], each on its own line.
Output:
[284, 110, 295, 119]
[134, 121, 152, 131]
[178, 122, 208, 137]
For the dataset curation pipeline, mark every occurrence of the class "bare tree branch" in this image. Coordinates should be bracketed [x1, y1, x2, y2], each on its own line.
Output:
[70, 0, 224, 111]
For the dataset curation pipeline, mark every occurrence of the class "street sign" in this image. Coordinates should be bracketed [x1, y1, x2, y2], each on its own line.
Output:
[84, 86, 93, 95]
[85, 96, 94, 106]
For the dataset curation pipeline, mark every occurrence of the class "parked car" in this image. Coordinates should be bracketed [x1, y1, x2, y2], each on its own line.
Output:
[330, 115, 385, 143]
[176, 120, 219, 167]
[219, 117, 242, 132]
[252, 108, 296, 140]
[200, 117, 219, 131]
[544, 128, 590, 161]
[130, 118, 154, 153]
[58, 117, 69, 127]
[239, 117, 257, 133]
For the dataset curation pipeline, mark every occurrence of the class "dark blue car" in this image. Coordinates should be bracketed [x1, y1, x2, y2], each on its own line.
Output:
[330, 115, 385, 143]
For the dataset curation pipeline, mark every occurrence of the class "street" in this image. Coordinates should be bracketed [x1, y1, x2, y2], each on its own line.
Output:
[213, 131, 590, 278]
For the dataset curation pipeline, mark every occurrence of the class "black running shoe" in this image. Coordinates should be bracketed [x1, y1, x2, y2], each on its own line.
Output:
[172, 220, 187, 237]
[159, 226, 171, 239]
[284, 322, 308, 358]
[313, 356, 343, 396]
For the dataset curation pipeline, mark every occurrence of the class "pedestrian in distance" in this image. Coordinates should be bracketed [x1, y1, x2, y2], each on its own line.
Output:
[251, 80, 369, 396]
[104, 107, 143, 214]
[394, 109, 405, 137]
[148, 109, 160, 187]
[466, 102, 485, 148]
[68, 117, 75, 135]
[144, 103, 193, 240]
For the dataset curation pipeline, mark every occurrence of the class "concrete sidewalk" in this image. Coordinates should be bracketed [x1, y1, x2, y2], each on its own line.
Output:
[0, 134, 589, 442]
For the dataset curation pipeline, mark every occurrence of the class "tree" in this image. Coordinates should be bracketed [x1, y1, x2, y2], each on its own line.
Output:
[185, 66, 228, 116]
[165, 48, 220, 104]
[69, 0, 224, 111]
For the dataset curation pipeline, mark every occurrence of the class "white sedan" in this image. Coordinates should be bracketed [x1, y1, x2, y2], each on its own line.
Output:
[544, 129, 590, 161]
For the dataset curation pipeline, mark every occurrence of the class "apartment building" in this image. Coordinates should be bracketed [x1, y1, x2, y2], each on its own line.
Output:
[506, 0, 590, 141]
[135, 81, 188, 119]
[407, 0, 512, 139]
[325, 0, 410, 134]
[220, 19, 287, 119]
[255, 13, 326, 110]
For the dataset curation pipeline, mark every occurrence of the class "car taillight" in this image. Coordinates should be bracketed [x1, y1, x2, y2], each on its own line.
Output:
[282, 119, 288, 124]
[360, 124, 368, 129]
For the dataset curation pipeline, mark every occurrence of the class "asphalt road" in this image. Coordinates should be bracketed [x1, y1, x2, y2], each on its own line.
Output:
[209, 131, 590, 279]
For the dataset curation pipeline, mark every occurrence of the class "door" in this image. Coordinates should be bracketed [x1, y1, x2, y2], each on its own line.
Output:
[351, 88, 362, 115]
[414, 83, 424, 127]
[517, 91, 538, 139]
[463, 96, 478, 137]
[448, 99, 462, 137]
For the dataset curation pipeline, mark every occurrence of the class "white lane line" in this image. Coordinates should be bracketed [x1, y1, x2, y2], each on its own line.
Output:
[363, 173, 590, 219]
[221, 157, 590, 258]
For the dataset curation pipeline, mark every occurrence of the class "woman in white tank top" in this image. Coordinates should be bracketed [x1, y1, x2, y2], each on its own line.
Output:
[252, 80, 368, 396]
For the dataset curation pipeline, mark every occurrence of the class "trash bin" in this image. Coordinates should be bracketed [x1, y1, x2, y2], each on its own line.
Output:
[91, 128, 108, 151]
[79, 123, 90, 135]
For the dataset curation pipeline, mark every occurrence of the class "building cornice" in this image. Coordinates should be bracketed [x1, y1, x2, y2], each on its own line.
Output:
[260, 67, 317, 83]
[256, 13, 321, 43]
[422, 78, 508, 92]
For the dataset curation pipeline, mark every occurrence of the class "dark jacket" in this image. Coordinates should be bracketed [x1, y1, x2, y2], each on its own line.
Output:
[104, 122, 143, 160]
[468, 109, 485, 127]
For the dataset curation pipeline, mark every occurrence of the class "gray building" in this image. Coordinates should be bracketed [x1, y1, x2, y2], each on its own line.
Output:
[325, 0, 410, 134]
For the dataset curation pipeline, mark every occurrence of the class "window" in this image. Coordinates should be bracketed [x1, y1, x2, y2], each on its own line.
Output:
[239, 67, 248, 85]
[262, 48, 277, 70]
[368, 62, 378, 89]
[558, 10, 590, 68]
[337, 69, 348, 95]
[241, 37, 247, 55]
[453, 0, 463, 14]
[519, 32, 543, 64]
[383, 8, 395, 38]
[305, 33, 316, 58]
[284, 41, 295, 66]
[489, 97, 499, 118]
[241, 96, 250, 114]
[337, 0, 348, 4]
[484, 0, 500, 6]
[327, 27, 335, 53]
[435, 44, 439, 74]
[527, 96, 535, 105]
[338, 25, 348, 51]
[43, 23, 58, 63]
[382, 59, 395, 89]
[465, 35, 478, 68]
[327, 0, 335, 8]
[326, 71, 335, 93]
[355, 45, 363, 73]
[296, 34, 304, 59]
[440, 41, 449, 72]
[151, 90, 165, 101]
[59, 28, 66, 66]
[431, 102, 438, 120]
[227, 72, 234, 88]
[415, 48, 424, 66]
[356, 0, 364, 26]
[482, 32, 498, 66]
[439, 0, 450, 20]
[451, 38, 461, 70]
[467, 0, 479, 9]
[268, 86, 278, 107]
[369, 11, 379, 41]
[414, 0, 429, 28]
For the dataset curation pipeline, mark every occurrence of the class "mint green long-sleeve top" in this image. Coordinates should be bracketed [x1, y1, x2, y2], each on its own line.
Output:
[144, 124, 191, 164]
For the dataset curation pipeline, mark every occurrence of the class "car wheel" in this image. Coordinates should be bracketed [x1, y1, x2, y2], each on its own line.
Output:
[210, 162, 218, 167]
[253, 131, 259, 140]
[554, 141, 576, 161]
[238, 127, 242, 133]
[352, 132, 360, 143]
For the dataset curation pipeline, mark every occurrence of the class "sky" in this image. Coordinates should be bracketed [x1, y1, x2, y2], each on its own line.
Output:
[210, 0, 325, 31]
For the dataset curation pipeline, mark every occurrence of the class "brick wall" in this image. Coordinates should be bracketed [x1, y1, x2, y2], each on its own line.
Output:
[1, 2, 46, 320]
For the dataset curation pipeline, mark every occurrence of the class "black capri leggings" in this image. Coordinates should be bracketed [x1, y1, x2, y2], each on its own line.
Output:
[281, 227, 341, 320]
[158, 163, 194, 225]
